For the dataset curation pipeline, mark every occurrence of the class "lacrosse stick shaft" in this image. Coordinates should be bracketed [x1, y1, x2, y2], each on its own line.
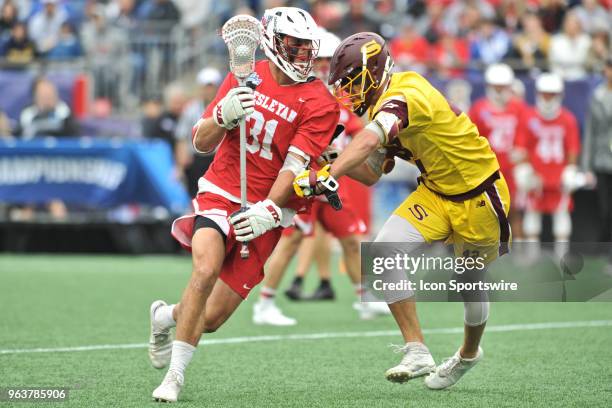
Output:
[239, 81, 250, 259]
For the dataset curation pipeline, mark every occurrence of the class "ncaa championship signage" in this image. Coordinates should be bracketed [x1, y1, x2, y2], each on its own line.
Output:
[0, 138, 189, 212]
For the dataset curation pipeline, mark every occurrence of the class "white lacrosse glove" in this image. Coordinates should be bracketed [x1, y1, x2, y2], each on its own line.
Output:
[212, 86, 255, 130]
[513, 162, 540, 193]
[561, 165, 596, 192]
[229, 199, 282, 242]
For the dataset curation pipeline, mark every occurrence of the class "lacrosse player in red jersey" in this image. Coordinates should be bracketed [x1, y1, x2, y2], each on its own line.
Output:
[514, 73, 589, 258]
[252, 29, 389, 326]
[147, 8, 339, 403]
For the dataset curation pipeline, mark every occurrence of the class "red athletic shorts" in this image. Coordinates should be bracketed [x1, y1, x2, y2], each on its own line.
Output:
[171, 193, 282, 299]
[527, 188, 573, 214]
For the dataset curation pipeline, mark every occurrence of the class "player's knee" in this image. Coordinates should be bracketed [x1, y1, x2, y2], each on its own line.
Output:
[202, 323, 219, 333]
[340, 235, 360, 256]
[191, 263, 220, 292]
[464, 301, 490, 326]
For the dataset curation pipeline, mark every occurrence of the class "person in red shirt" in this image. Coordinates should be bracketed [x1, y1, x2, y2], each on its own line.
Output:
[251, 29, 387, 326]
[389, 17, 429, 72]
[514, 73, 582, 257]
[469, 63, 527, 238]
[147, 8, 339, 403]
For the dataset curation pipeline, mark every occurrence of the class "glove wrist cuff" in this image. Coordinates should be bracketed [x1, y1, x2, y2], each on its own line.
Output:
[262, 199, 282, 226]
[213, 101, 237, 130]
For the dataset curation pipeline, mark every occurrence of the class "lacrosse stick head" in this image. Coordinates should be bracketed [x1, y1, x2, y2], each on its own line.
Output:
[221, 15, 263, 81]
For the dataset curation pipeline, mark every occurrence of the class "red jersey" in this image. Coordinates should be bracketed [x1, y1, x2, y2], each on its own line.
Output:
[515, 107, 580, 191]
[469, 98, 526, 175]
[201, 60, 339, 206]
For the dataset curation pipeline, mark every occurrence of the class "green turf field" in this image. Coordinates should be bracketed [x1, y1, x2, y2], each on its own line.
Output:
[1, 255, 611, 407]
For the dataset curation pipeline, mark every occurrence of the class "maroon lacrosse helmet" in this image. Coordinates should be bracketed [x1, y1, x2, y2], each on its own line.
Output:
[328, 32, 393, 116]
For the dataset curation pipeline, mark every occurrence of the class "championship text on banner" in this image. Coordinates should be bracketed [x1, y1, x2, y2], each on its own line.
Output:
[0, 138, 190, 212]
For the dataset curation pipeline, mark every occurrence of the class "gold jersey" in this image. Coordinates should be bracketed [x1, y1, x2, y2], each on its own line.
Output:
[371, 71, 499, 196]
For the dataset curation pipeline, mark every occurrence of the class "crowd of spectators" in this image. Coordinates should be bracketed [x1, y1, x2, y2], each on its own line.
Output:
[0, 1, 608, 76]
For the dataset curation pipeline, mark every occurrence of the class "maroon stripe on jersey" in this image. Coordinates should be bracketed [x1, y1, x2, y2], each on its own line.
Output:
[376, 100, 409, 128]
[485, 185, 510, 256]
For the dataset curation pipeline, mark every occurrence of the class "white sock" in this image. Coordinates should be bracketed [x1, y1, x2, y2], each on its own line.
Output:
[259, 287, 276, 306]
[168, 340, 196, 378]
[155, 304, 176, 329]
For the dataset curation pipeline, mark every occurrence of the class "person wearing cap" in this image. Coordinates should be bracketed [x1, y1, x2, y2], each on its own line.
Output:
[175, 67, 223, 196]
[582, 57, 612, 266]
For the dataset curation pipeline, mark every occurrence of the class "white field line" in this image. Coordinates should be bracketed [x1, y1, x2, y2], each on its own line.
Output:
[1, 320, 611, 356]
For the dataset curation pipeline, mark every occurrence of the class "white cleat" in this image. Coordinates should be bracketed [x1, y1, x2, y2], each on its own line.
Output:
[149, 300, 173, 369]
[253, 301, 297, 326]
[425, 347, 483, 390]
[385, 342, 436, 383]
[353, 301, 392, 320]
[152, 370, 183, 403]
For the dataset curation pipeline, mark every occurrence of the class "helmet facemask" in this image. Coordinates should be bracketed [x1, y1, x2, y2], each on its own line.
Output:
[536, 92, 563, 120]
[333, 66, 378, 116]
[274, 33, 319, 80]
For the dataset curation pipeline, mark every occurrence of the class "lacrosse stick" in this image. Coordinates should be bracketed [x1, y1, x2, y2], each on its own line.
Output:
[221, 15, 262, 259]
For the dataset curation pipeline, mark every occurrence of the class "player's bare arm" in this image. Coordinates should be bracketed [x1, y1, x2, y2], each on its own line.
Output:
[267, 152, 308, 206]
[329, 128, 381, 179]
[346, 157, 384, 186]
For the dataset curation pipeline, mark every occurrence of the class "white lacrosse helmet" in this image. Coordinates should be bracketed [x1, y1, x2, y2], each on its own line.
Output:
[261, 7, 320, 82]
[535, 73, 564, 120]
[484, 63, 514, 86]
[484, 63, 515, 107]
[317, 29, 341, 59]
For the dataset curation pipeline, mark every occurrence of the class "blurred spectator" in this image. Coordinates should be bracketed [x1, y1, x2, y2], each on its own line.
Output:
[469, 18, 511, 67]
[416, 0, 446, 43]
[107, 0, 138, 30]
[310, 0, 343, 31]
[175, 67, 222, 196]
[0, 0, 33, 21]
[495, 0, 529, 32]
[582, 57, 612, 243]
[454, 4, 481, 38]
[549, 11, 591, 80]
[1, 22, 36, 65]
[82, 6, 127, 103]
[0, 109, 11, 137]
[141, 83, 187, 149]
[18, 78, 78, 138]
[27, 0, 68, 55]
[430, 31, 470, 77]
[173, 0, 214, 29]
[334, 0, 378, 39]
[574, 0, 609, 35]
[507, 12, 550, 72]
[389, 17, 429, 72]
[538, 0, 566, 33]
[46, 22, 82, 60]
[137, 0, 180, 23]
[443, 0, 494, 36]
[0, 0, 18, 40]
[586, 27, 610, 73]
